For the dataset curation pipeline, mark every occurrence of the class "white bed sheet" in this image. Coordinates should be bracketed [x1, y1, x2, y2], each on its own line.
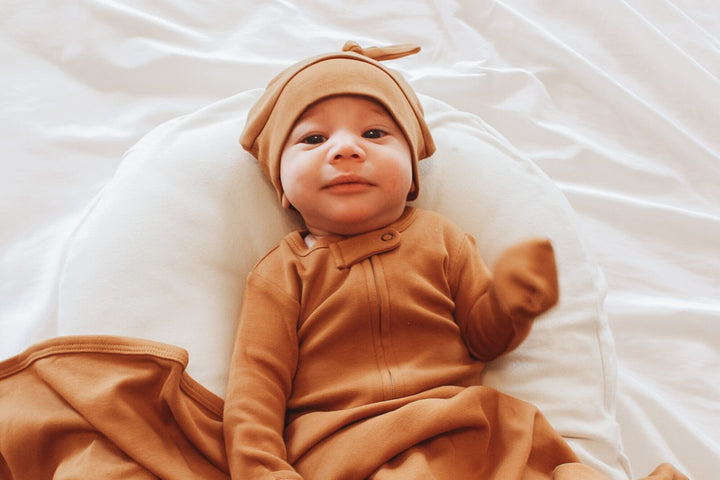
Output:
[1, 1, 718, 478]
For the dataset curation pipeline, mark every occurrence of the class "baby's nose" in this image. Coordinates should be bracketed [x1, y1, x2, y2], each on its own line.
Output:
[329, 134, 365, 162]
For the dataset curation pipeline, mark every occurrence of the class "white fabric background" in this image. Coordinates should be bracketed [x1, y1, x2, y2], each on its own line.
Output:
[2, 1, 718, 478]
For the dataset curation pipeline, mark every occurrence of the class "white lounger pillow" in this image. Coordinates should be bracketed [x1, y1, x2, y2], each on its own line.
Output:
[58, 89, 630, 479]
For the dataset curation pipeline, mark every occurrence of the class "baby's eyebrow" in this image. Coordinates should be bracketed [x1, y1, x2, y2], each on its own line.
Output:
[289, 118, 317, 133]
[369, 105, 391, 117]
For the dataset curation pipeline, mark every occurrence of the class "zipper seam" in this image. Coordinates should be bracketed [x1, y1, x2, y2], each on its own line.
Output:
[370, 257, 395, 399]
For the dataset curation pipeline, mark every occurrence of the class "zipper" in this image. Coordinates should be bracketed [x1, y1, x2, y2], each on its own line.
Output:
[369, 257, 395, 399]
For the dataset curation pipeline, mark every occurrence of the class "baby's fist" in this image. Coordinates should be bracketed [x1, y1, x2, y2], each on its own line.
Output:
[492, 238, 559, 321]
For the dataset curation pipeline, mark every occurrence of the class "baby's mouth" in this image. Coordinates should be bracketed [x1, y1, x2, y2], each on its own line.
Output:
[324, 174, 374, 188]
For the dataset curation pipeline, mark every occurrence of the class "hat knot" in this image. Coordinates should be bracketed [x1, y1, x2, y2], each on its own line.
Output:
[342, 40, 421, 61]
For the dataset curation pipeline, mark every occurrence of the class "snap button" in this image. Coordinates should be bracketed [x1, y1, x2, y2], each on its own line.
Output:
[381, 232, 396, 242]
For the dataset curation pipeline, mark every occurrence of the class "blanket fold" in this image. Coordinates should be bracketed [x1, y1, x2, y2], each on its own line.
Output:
[0, 336, 687, 480]
[0, 336, 228, 480]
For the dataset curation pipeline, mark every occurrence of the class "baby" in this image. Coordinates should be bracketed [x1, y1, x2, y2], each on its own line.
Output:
[224, 41, 584, 479]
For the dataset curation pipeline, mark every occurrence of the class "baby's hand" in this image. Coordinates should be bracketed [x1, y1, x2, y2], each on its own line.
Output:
[492, 238, 559, 321]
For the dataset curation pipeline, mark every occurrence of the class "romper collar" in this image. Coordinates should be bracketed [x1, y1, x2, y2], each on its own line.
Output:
[291, 207, 417, 269]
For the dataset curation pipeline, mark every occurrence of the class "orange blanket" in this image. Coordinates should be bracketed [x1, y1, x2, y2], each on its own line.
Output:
[0, 336, 687, 480]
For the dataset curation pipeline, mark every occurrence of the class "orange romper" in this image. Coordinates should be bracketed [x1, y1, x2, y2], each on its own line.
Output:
[223, 206, 578, 479]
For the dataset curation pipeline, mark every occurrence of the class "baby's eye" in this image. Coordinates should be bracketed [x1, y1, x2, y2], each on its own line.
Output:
[363, 129, 387, 139]
[302, 134, 326, 144]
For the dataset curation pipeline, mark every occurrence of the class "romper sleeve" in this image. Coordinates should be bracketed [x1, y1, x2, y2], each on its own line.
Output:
[223, 272, 303, 480]
[451, 236, 559, 362]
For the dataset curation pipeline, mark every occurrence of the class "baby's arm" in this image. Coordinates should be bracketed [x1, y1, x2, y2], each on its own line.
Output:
[224, 273, 303, 480]
[452, 237, 559, 361]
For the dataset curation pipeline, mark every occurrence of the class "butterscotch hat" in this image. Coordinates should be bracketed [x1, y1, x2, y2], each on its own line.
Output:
[240, 41, 436, 202]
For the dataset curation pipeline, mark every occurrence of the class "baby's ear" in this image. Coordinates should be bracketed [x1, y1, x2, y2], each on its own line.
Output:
[281, 193, 292, 209]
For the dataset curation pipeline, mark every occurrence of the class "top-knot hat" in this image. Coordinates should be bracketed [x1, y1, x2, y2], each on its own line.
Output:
[240, 41, 436, 202]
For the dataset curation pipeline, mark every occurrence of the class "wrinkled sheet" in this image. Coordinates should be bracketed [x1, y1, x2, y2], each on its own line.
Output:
[1, 1, 718, 479]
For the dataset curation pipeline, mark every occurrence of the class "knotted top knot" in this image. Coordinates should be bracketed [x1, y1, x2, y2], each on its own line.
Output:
[342, 41, 421, 61]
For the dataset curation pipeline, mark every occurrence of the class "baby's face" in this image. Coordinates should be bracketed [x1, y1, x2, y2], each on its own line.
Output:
[280, 95, 413, 237]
